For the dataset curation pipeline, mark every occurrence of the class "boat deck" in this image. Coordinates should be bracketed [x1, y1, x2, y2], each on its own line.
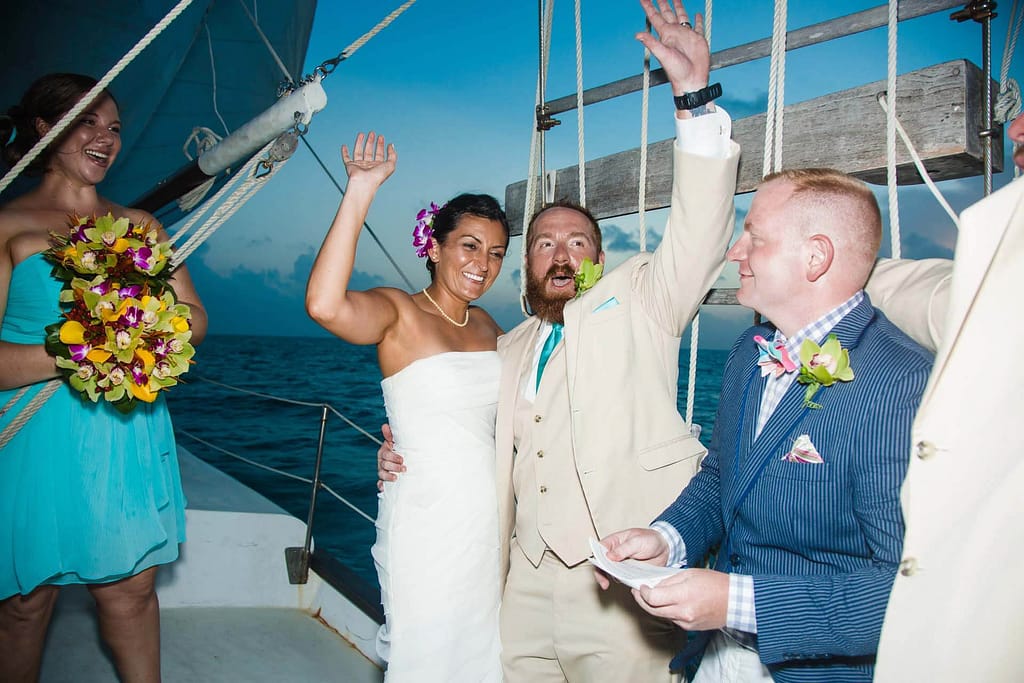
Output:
[38, 448, 384, 682]
[41, 588, 382, 682]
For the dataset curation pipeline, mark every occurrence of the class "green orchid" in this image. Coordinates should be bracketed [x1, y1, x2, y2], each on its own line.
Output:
[796, 334, 855, 409]
[573, 258, 603, 298]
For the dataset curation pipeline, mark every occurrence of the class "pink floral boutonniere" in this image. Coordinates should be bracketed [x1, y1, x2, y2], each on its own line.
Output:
[796, 334, 854, 409]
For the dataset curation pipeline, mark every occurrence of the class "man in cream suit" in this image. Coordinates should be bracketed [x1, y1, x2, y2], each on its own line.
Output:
[867, 113, 1024, 681]
[379, 2, 738, 678]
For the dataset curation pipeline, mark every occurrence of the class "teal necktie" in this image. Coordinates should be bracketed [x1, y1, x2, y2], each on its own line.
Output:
[536, 323, 564, 390]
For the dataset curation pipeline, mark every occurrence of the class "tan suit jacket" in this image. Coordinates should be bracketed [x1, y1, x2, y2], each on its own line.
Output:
[494, 142, 741, 579]
[869, 179, 1024, 680]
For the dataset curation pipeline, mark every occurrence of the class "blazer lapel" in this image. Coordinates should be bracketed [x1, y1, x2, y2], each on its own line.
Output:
[563, 295, 584, 397]
[729, 300, 875, 516]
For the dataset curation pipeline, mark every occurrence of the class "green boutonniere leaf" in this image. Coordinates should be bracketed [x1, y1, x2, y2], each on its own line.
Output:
[796, 334, 855, 409]
[573, 258, 603, 298]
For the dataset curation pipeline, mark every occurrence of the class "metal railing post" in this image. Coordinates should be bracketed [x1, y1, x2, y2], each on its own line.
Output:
[285, 404, 330, 584]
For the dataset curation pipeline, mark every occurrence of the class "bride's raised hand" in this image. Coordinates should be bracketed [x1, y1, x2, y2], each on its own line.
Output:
[341, 131, 397, 189]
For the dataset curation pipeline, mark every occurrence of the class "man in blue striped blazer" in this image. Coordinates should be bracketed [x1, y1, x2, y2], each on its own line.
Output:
[600, 168, 933, 682]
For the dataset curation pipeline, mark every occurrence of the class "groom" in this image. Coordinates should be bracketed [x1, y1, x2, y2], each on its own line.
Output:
[379, 1, 740, 679]
[601, 167, 933, 681]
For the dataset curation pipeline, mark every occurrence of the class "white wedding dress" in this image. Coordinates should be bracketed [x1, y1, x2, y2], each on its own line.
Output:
[372, 351, 503, 682]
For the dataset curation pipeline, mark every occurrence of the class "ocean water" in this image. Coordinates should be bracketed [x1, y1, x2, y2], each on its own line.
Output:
[166, 335, 728, 586]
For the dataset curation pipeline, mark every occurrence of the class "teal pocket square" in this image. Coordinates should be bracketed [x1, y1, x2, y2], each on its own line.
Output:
[593, 296, 619, 312]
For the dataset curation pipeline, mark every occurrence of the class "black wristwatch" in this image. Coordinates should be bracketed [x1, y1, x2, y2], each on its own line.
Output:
[674, 82, 723, 111]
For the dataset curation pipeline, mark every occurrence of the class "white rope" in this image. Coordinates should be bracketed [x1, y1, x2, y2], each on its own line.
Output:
[762, 0, 788, 177]
[0, 0, 195, 198]
[342, 0, 418, 61]
[876, 94, 960, 229]
[885, 0, 901, 259]
[574, 0, 587, 206]
[521, 0, 556, 314]
[685, 3, 713, 429]
[638, 20, 651, 252]
[205, 23, 231, 137]
[170, 137, 288, 266]
[0, 380, 61, 450]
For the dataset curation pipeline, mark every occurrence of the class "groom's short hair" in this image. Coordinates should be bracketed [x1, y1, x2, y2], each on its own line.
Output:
[526, 201, 603, 255]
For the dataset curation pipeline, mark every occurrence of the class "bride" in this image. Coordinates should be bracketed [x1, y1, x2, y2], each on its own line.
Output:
[306, 132, 508, 681]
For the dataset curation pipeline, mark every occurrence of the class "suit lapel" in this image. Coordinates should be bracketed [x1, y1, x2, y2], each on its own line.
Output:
[729, 300, 875, 517]
[563, 295, 583, 397]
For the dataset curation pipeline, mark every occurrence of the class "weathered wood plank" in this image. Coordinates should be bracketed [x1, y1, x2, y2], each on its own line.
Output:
[506, 60, 1002, 232]
[545, 0, 965, 116]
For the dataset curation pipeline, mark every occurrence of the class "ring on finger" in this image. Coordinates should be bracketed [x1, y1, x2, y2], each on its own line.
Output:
[680, 20, 692, 28]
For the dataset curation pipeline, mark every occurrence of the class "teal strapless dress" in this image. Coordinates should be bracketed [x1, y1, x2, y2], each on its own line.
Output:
[0, 254, 186, 599]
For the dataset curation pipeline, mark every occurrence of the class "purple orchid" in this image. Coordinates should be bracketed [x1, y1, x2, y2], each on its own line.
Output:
[69, 223, 91, 243]
[128, 246, 154, 271]
[152, 339, 170, 357]
[412, 202, 443, 258]
[131, 365, 148, 386]
[117, 284, 142, 299]
[69, 343, 91, 362]
[119, 305, 143, 328]
[89, 280, 110, 295]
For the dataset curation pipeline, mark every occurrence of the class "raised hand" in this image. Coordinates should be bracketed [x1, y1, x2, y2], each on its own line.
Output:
[636, 0, 711, 94]
[341, 131, 397, 189]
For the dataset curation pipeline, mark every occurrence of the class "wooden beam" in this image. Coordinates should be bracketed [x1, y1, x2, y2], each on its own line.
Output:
[506, 60, 1001, 232]
[544, 0, 965, 116]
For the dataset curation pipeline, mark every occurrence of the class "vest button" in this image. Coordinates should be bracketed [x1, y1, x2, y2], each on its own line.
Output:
[540, 486, 547, 494]
[537, 450, 544, 458]
[729, 553, 741, 566]
[534, 415, 543, 423]
[915, 441, 936, 460]
[899, 557, 918, 576]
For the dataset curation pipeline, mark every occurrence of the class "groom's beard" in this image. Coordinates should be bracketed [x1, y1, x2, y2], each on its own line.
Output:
[525, 263, 576, 325]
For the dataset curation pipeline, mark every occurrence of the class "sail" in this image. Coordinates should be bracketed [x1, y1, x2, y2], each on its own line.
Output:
[0, 0, 316, 213]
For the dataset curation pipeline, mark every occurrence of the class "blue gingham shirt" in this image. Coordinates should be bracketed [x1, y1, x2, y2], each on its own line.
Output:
[652, 291, 865, 634]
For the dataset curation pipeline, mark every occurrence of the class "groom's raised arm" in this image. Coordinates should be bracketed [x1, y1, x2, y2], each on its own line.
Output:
[634, 0, 739, 334]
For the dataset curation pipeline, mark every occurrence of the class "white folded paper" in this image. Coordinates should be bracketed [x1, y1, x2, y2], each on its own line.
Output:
[587, 538, 682, 589]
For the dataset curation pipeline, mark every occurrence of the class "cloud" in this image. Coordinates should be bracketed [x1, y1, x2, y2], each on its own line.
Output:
[601, 223, 664, 252]
[721, 91, 769, 120]
[187, 245, 386, 337]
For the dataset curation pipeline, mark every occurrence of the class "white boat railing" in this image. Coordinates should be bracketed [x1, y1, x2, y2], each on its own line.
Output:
[173, 374, 380, 588]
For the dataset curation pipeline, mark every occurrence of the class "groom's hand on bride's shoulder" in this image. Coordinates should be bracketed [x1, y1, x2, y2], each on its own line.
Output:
[377, 423, 406, 490]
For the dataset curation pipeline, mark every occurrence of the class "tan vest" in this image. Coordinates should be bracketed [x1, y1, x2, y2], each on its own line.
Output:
[512, 339, 597, 567]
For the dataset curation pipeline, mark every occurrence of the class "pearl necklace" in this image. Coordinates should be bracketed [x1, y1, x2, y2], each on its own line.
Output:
[421, 288, 469, 327]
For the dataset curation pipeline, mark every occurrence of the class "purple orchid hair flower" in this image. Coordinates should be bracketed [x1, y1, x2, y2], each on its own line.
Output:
[69, 343, 91, 362]
[412, 202, 443, 259]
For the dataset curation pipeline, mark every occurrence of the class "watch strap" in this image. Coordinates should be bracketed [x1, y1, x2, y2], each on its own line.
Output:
[674, 82, 723, 111]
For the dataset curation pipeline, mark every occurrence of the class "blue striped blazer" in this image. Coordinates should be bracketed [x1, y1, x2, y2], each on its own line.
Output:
[657, 295, 932, 682]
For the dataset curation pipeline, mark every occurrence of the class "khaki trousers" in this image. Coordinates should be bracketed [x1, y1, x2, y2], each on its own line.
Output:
[500, 539, 683, 682]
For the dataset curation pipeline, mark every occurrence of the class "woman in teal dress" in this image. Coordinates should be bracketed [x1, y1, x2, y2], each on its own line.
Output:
[0, 74, 207, 682]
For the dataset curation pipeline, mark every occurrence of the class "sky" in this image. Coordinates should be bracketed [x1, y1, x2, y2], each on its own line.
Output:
[178, 0, 1023, 349]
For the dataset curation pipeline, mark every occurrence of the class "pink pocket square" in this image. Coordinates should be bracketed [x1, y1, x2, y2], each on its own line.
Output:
[782, 434, 824, 464]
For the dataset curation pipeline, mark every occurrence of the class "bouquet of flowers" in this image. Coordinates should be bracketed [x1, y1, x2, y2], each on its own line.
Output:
[43, 213, 195, 412]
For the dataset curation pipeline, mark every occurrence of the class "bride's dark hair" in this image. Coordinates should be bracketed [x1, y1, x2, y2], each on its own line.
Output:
[1, 73, 116, 174]
[426, 194, 510, 278]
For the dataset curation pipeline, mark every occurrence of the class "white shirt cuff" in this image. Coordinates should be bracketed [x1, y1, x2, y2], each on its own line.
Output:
[674, 104, 732, 159]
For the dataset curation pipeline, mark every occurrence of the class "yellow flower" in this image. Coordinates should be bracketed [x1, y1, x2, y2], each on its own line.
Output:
[59, 321, 87, 345]
[111, 238, 130, 253]
[128, 381, 159, 403]
[171, 316, 189, 333]
[135, 348, 156, 370]
[86, 348, 112, 363]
